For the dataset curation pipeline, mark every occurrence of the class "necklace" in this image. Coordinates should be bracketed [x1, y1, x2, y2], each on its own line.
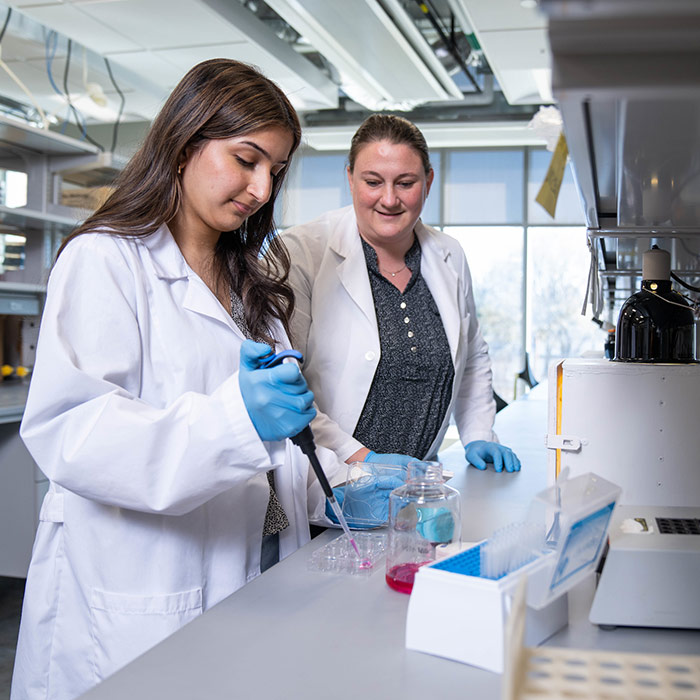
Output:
[379, 263, 407, 278]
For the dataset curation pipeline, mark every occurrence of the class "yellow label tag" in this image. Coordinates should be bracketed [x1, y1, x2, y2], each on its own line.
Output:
[535, 131, 569, 218]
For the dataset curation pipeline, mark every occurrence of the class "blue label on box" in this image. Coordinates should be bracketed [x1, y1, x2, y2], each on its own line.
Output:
[550, 501, 615, 590]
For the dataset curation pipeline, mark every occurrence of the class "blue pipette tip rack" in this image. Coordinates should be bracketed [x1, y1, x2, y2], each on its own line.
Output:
[430, 543, 484, 577]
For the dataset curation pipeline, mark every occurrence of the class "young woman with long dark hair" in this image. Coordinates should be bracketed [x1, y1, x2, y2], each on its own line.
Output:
[11, 59, 339, 700]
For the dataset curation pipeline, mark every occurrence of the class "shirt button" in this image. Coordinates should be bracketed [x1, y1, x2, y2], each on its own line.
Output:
[404, 317, 410, 324]
[408, 331, 414, 338]
[400, 302, 407, 309]
[365, 351, 376, 361]
[411, 346, 418, 352]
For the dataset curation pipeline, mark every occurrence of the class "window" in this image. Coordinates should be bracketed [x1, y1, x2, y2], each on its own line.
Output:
[422, 151, 441, 227]
[0, 169, 28, 208]
[280, 152, 351, 227]
[445, 150, 524, 224]
[526, 227, 601, 382]
[527, 150, 585, 226]
[445, 226, 524, 401]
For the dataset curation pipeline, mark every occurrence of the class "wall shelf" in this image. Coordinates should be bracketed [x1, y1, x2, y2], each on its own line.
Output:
[0, 114, 98, 158]
[57, 150, 127, 187]
[0, 204, 78, 235]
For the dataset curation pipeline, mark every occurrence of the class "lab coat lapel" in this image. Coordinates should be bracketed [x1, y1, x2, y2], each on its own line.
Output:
[139, 224, 239, 332]
[416, 223, 461, 363]
[181, 277, 238, 328]
[330, 217, 378, 331]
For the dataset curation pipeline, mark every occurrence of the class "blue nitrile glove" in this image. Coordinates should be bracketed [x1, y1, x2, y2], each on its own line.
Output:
[326, 466, 407, 528]
[364, 450, 414, 467]
[464, 440, 521, 473]
[416, 507, 456, 543]
[394, 502, 456, 544]
[238, 340, 316, 442]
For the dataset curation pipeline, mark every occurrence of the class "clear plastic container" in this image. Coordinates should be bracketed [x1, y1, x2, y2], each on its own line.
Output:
[307, 532, 387, 577]
[340, 461, 407, 529]
[386, 460, 461, 594]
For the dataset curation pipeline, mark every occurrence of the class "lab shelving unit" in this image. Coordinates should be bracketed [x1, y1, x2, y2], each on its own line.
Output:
[0, 113, 121, 577]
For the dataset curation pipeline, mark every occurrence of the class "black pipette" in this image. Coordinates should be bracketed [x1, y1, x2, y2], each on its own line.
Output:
[258, 350, 362, 558]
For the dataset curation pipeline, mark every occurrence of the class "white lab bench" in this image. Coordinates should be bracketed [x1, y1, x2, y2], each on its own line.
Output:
[79, 385, 700, 699]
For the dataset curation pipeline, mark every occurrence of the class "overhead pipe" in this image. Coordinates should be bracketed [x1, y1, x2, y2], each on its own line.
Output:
[411, 0, 482, 93]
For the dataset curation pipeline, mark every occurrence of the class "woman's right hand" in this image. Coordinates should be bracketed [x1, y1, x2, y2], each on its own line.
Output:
[239, 340, 316, 442]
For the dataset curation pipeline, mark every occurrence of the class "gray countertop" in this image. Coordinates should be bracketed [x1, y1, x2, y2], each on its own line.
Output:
[79, 385, 700, 699]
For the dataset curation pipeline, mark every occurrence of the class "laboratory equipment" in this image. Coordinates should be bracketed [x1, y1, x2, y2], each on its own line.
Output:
[546, 358, 700, 506]
[590, 504, 700, 629]
[386, 460, 460, 594]
[307, 532, 386, 577]
[405, 471, 620, 673]
[503, 576, 700, 700]
[615, 246, 695, 363]
[259, 350, 361, 559]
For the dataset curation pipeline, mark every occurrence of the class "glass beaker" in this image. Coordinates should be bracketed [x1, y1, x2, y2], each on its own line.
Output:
[385, 460, 461, 594]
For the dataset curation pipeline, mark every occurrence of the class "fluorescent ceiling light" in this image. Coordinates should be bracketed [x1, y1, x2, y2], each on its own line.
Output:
[302, 121, 547, 151]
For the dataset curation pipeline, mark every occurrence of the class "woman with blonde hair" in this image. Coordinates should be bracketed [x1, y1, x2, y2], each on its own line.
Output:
[284, 114, 520, 476]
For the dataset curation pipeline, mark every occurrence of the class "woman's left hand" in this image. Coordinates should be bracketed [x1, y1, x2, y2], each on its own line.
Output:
[464, 440, 521, 473]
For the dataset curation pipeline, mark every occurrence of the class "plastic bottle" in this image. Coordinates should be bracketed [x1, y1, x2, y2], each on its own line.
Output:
[385, 460, 461, 594]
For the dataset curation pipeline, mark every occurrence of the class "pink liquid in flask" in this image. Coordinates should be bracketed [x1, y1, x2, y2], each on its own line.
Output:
[385, 562, 429, 594]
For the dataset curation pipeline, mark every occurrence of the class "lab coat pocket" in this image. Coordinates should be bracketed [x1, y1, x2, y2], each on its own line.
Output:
[89, 586, 203, 682]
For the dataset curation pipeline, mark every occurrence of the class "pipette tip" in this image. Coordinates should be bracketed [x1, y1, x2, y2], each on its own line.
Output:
[328, 496, 364, 561]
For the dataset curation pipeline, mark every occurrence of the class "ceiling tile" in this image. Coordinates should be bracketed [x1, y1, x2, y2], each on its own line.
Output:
[0, 32, 50, 62]
[459, 0, 547, 31]
[104, 49, 187, 89]
[150, 42, 326, 109]
[7, 55, 87, 96]
[17, 3, 141, 53]
[481, 28, 551, 70]
[75, 0, 249, 51]
[155, 42, 338, 110]
[6, 1, 63, 6]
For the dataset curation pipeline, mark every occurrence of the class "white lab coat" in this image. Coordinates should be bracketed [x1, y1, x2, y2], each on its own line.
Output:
[283, 206, 497, 461]
[11, 225, 338, 700]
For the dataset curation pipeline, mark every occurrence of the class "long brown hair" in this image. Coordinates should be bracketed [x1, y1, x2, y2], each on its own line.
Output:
[348, 114, 431, 176]
[63, 58, 301, 344]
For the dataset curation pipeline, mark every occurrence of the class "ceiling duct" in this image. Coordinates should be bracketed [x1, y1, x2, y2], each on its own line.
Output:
[376, 0, 467, 96]
[264, 0, 464, 110]
[447, 0, 553, 105]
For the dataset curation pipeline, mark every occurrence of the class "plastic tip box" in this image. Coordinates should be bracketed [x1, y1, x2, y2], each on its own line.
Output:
[406, 472, 622, 673]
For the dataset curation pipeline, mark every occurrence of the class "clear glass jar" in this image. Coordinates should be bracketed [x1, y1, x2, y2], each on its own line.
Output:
[385, 460, 461, 594]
